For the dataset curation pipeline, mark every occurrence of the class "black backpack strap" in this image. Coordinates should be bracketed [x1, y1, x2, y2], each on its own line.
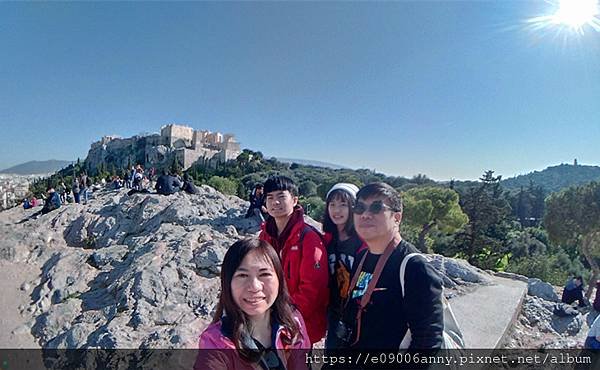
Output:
[298, 225, 312, 246]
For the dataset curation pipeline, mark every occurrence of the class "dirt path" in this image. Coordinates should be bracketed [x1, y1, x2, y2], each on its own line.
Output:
[0, 260, 40, 348]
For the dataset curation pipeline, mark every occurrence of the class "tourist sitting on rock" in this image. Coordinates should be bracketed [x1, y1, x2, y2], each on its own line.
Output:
[181, 173, 198, 194]
[562, 276, 586, 307]
[23, 198, 31, 209]
[111, 176, 123, 190]
[41, 186, 62, 215]
[154, 170, 182, 195]
[197, 238, 310, 370]
[244, 184, 267, 221]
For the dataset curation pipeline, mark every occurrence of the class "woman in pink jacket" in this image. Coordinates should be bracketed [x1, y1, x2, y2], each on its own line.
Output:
[196, 238, 311, 370]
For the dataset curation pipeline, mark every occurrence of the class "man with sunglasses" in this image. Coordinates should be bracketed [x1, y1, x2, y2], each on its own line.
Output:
[338, 182, 444, 351]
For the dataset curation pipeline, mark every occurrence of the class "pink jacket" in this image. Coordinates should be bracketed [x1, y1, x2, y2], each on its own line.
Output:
[195, 312, 311, 370]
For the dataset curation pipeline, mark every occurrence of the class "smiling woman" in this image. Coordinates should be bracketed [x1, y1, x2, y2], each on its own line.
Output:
[196, 238, 310, 370]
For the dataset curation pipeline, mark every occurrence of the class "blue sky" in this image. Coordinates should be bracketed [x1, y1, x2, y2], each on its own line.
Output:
[1, 1, 599, 180]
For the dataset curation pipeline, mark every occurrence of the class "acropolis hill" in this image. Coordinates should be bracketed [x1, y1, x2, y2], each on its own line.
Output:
[86, 124, 241, 172]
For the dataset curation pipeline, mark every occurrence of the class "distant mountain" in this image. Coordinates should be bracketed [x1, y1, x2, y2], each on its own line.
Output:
[276, 157, 350, 170]
[501, 163, 600, 193]
[0, 160, 73, 175]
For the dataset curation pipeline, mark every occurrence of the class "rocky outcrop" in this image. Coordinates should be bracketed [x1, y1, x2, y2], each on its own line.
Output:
[528, 278, 560, 302]
[1, 185, 258, 351]
[427, 254, 492, 287]
[505, 282, 593, 349]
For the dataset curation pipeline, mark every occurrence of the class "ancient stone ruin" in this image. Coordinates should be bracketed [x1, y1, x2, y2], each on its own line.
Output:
[85, 124, 242, 172]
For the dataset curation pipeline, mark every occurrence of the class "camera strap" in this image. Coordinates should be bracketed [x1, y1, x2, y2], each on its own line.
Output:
[345, 238, 397, 346]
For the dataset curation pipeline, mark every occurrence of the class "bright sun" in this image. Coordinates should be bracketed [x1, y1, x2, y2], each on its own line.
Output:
[552, 0, 599, 29]
[526, 0, 600, 35]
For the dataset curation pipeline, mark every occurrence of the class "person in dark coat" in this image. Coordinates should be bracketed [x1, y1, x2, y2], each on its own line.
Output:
[182, 173, 199, 194]
[592, 280, 600, 312]
[244, 184, 267, 221]
[41, 186, 62, 215]
[562, 276, 586, 307]
[155, 170, 182, 195]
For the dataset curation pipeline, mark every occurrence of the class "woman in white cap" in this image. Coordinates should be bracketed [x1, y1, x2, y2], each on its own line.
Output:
[322, 182, 366, 349]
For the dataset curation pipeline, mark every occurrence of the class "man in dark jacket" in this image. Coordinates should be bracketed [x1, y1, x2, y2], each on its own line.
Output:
[182, 173, 198, 194]
[340, 182, 444, 350]
[41, 186, 62, 215]
[244, 183, 267, 221]
[155, 170, 182, 195]
[562, 276, 586, 307]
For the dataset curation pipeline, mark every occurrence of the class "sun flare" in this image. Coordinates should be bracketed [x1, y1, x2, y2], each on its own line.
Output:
[527, 0, 600, 35]
[553, 0, 599, 29]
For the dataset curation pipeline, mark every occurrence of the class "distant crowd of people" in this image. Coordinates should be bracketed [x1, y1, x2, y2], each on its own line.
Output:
[22, 165, 199, 217]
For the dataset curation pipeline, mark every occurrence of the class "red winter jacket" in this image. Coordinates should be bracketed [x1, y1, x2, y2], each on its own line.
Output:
[259, 207, 329, 344]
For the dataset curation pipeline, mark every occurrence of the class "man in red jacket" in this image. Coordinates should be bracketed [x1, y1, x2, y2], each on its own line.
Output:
[259, 176, 329, 344]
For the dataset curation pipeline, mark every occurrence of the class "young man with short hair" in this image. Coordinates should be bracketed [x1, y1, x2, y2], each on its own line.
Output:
[258, 176, 329, 344]
[339, 182, 444, 350]
[562, 276, 586, 307]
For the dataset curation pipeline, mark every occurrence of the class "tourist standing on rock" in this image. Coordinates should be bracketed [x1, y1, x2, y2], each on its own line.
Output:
[154, 170, 182, 195]
[197, 238, 310, 370]
[72, 177, 81, 204]
[259, 176, 329, 345]
[80, 172, 89, 204]
[562, 276, 586, 307]
[124, 170, 131, 189]
[57, 181, 67, 203]
[337, 182, 444, 350]
[321, 182, 366, 350]
[133, 165, 144, 190]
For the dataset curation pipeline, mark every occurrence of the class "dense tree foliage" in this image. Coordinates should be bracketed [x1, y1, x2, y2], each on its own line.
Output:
[502, 163, 600, 193]
[544, 181, 600, 297]
[402, 186, 468, 252]
[450, 171, 513, 269]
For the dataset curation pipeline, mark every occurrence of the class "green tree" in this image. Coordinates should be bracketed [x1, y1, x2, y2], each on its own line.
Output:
[544, 181, 600, 298]
[454, 170, 512, 269]
[207, 176, 238, 195]
[299, 180, 318, 197]
[403, 187, 468, 252]
[170, 156, 182, 176]
[301, 196, 325, 221]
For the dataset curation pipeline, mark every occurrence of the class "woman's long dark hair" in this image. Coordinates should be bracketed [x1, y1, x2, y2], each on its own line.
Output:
[212, 238, 300, 361]
[322, 189, 357, 240]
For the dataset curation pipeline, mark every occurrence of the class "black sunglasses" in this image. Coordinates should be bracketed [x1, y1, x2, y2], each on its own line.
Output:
[353, 200, 394, 215]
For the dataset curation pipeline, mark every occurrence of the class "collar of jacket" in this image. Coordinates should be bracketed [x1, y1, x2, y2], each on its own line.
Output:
[264, 206, 305, 252]
[220, 314, 280, 349]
